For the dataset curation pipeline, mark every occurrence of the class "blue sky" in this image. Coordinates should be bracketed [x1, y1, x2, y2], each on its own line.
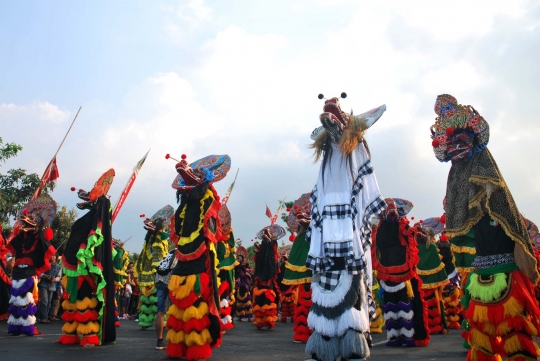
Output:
[1, 0, 539, 253]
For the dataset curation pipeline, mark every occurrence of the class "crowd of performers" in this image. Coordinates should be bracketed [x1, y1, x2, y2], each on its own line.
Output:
[2, 93, 540, 361]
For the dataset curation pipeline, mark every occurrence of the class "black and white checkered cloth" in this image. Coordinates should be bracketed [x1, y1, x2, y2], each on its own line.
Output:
[321, 204, 352, 219]
[359, 196, 386, 252]
[351, 160, 375, 227]
[305, 185, 319, 243]
[319, 270, 343, 291]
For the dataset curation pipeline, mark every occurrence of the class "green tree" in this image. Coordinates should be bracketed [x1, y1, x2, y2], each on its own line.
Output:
[129, 252, 139, 264]
[0, 137, 53, 224]
[50, 206, 78, 254]
[247, 244, 257, 269]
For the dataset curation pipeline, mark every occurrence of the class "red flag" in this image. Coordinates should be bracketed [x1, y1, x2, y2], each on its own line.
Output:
[43, 157, 60, 186]
[265, 205, 272, 219]
[31, 156, 60, 201]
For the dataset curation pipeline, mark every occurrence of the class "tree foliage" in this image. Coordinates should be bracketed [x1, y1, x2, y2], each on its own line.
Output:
[129, 252, 139, 264]
[0, 137, 52, 224]
[50, 206, 78, 254]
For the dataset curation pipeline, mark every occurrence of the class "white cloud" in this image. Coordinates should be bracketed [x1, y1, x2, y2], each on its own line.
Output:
[0, 101, 71, 124]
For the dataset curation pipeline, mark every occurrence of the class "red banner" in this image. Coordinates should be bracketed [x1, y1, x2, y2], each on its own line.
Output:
[111, 173, 136, 223]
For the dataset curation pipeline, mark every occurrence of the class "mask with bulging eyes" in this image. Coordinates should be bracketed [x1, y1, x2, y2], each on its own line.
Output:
[385, 199, 398, 221]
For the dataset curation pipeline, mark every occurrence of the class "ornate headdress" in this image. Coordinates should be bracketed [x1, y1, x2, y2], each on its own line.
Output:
[74, 168, 115, 209]
[143, 205, 174, 232]
[218, 204, 232, 236]
[421, 217, 445, 236]
[171, 154, 231, 192]
[383, 198, 413, 220]
[430, 94, 490, 162]
[311, 93, 386, 144]
[286, 193, 312, 233]
[18, 193, 58, 232]
[236, 245, 249, 266]
[256, 225, 286, 242]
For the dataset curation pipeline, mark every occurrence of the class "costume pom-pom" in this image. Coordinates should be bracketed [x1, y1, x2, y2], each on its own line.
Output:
[181, 154, 187, 160]
[140, 214, 145, 218]
[286, 207, 291, 212]
[70, 187, 76, 191]
[432, 139, 440, 148]
[44, 228, 53, 241]
[440, 214, 446, 224]
[445, 127, 454, 136]
[318, 94, 324, 99]
[440, 234, 449, 242]
[165, 154, 170, 159]
[289, 234, 296, 242]
[411, 216, 415, 220]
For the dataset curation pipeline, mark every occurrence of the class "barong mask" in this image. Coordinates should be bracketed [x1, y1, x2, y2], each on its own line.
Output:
[18, 194, 57, 233]
[171, 154, 231, 198]
[430, 94, 489, 163]
[286, 193, 312, 235]
[382, 198, 413, 222]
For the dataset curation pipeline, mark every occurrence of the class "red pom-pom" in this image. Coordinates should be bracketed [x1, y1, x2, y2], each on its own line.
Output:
[432, 139, 440, 148]
[181, 154, 187, 160]
[70, 187, 76, 191]
[411, 216, 415, 220]
[23, 209, 29, 215]
[165, 154, 170, 159]
[420, 220, 424, 223]
[286, 208, 291, 212]
[445, 127, 454, 136]
[289, 234, 296, 242]
[140, 214, 145, 218]
[440, 214, 446, 224]
[294, 205, 299, 209]
[44, 228, 53, 241]
[440, 234, 449, 242]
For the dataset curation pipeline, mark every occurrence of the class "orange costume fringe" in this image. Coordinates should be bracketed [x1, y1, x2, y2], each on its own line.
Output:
[464, 269, 540, 361]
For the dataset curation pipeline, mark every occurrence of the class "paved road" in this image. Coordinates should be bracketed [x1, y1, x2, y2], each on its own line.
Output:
[0, 319, 467, 360]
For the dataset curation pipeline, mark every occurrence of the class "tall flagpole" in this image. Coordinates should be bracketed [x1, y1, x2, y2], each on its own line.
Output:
[31, 106, 82, 200]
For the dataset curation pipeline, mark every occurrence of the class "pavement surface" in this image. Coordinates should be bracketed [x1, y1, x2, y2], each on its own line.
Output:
[0, 318, 468, 360]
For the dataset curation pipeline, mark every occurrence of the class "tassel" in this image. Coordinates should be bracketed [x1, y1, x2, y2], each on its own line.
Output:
[405, 280, 414, 299]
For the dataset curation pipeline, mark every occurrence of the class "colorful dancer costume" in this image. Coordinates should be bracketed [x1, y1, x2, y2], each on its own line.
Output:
[58, 169, 117, 347]
[165, 154, 229, 360]
[135, 205, 173, 330]
[7, 194, 57, 336]
[277, 253, 296, 323]
[217, 204, 238, 331]
[252, 223, 285, 330]
[282, 193, 313, 342]
[306, 94, 386, 361]
[430, 94, 540, 361]
[372, 198, 430, 347]
[234, 246, 253, 322]
[0, 226, 11, 321]
[369, 270, 384, 334]
[423, 216, 462, 331]
[112, 238, 129, 327]
[414, 220, 449, 335]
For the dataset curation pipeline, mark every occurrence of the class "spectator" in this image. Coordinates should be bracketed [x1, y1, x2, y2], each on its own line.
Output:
[38, 254, 62, 323]
[121, 263, 135, 319]
[129, 276, 140, 317]
[154, 249, 177, 350]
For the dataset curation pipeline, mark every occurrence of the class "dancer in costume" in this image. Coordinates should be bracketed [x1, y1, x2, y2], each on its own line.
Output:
[306, 94, 386, 361]
[0, 226, 11, 321]
[217, 204, 238, 331]
[282, 193, 313, 342]
[7, 194, 57, 336]
[423, 216, 462, 331]
[414, 220, 449, 335]
[234, 246, 253, 322]
[252, 220, 285, 330]
[277, 253, 296, 323]
[165, 154, 229, 360]
[372, 198, 430, 347]
[112, 238, 129, 327]
[369, 270, 384, 334]
[58, 169, 117, 347]
[430, 94, 540, 360]
[135, 205, 174, 330]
